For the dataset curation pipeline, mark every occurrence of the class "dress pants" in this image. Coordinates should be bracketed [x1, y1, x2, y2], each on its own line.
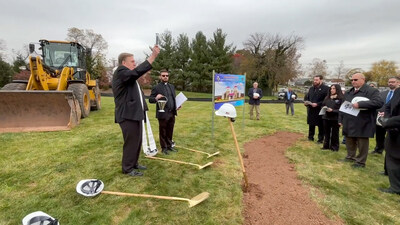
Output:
[286, 102, 294, 115]
[249, 104, 260, 119]
[345, 136, 369, 165]
[158, 115, 175, 149]
[375, 125, 386, 152]
[386, 154, 400, 193]
[119, 120, 142, 174]
[308, 124, 324, 142]
[323, 119, 339, 150]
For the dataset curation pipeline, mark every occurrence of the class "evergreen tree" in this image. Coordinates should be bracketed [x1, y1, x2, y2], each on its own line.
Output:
[190, 31, 211, 92]
[0, 58, 13, 88]
[151, 31, 176, 84]
[172, 33, 192, 91]
[208, 28, 235, 74]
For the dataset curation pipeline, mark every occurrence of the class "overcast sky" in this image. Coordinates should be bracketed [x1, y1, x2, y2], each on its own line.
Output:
[1, 0, 399, 75]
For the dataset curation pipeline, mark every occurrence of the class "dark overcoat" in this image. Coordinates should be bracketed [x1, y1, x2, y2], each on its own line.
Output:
[384, 88, 400, 159]
[112, 61, 152, 123]
[305, 84, 329, 126]
[339, 83, 383, 138]
[148, 82, 177, 120]
[248, 88, 263, 105]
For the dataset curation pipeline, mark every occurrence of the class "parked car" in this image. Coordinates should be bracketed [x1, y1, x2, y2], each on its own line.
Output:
[277, 88, 286, 100]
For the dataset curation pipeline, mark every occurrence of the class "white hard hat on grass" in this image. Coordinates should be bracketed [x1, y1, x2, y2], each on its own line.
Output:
[22, 211, 59, 225]
[215, 103, 237, 118]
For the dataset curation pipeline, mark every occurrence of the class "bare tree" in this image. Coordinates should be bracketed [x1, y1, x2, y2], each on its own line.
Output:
[241, 32, 303, 95]
[66, 27, 108, 58]
[307, 58, 329, 78]
[334, 60, 348, 79]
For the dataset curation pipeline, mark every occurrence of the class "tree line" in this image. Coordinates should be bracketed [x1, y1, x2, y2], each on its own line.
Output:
[1, 29, 399, 91]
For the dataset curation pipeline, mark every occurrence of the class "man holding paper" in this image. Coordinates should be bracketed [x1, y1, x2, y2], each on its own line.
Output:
[149, 69, 180, 155]
[339, 73, 383, 168]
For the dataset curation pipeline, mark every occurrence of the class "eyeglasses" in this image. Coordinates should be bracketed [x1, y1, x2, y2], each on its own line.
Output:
[350, 79, 358, 82]
[161, 75, 169, 77]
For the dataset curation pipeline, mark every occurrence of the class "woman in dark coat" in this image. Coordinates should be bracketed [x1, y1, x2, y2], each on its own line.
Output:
[321, 84, 344, 151]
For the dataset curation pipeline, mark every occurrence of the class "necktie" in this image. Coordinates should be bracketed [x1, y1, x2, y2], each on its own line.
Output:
[386, 90, 393, 104]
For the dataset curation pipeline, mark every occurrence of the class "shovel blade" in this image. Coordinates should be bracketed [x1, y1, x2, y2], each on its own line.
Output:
[189, 192, 210, 208]
[198, 162, 213, 169]
[207, 151, 220, 158]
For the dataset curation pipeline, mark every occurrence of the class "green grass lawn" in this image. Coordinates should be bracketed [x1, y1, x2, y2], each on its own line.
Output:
[1, 97, 399, 224]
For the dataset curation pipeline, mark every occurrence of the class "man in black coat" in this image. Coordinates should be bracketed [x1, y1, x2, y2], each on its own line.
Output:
[339, 73, 383, 168]
[112, 46, 160, 177]
[149, 69, 178, 155]
[283, 87, 297, 116]
[371, 77, 400, 155]
[304, 75, 329, 143]
[380, 86, 400, 194]
[248, 82, 263, 120]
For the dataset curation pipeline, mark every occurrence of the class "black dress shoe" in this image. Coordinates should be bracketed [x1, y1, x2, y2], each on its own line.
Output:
[378, 188, 400, 195]
[162, 149, 169, 155]
[370, 150, 383, 155]
[168, 147, 178, 152]
[351, 163, 365, 168]
[337, 158, 355, 163]
[126, 170, 143, 177]
[134, 165, 147, 170]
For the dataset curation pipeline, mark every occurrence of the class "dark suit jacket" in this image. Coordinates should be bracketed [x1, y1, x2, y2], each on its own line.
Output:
[339, 84, 384, 138]
[248, 88, 263, 105]
[112, 61, 152, 123]
[283, 91, 297, 103]
[384, 88, 400, 159]
[378, 90, 389, 112]
[149, 82, 177, 120]
[305, 84, 329, 126]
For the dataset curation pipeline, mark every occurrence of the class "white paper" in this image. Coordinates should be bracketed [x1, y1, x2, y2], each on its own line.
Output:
[175, 92, 187, 109]
[339, 101, 360, 116]
[319, 106, 327, 115]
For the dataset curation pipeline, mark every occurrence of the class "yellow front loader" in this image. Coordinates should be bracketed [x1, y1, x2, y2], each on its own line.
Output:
[0, 40, 101, 133]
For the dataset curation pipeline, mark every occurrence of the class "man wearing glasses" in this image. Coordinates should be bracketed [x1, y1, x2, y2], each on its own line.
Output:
[339, 73, 383, 168]
[149, 69, 179, 155]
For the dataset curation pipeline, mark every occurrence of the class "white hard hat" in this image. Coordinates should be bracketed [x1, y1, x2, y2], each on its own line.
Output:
[215, 103, 237, 118]
[253, 93, 259, 98]
[291, 94, 296, 98]
[76, 179, 104, 197]
[376, 114, 387, 126]
[351, 96, 369, 104]
[22, 211, 59, 225]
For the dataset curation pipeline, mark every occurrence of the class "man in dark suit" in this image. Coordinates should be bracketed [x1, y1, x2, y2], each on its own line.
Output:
[112, 46, 160, 177]
[248, 82, 263, 120]
[149, 69, 178, 155]
[380, 86, 400, 194]
[283, 87, 297, 116]
[304, 75, 329, 143]
[339, 73, 383, 168]
[371, 77, 400, 155]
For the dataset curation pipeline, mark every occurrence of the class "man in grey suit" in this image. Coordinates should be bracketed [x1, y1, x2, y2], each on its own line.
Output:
[112, 46, 160, 177]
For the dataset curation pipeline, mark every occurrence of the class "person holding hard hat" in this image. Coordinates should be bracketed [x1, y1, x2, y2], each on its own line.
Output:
[248, 82, 263, 120]
[338, 73, 383, 168]
[283, 87, 297, 116]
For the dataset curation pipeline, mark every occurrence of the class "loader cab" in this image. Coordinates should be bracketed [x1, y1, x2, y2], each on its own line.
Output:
[39, 40, 87, 81]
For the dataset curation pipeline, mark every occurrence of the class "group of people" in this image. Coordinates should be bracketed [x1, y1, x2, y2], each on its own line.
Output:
[112, 46, 179, 177]
[304, 74, 400, 194]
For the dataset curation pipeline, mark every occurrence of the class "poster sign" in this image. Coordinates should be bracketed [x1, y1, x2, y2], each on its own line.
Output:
[214, 74, 245, 110]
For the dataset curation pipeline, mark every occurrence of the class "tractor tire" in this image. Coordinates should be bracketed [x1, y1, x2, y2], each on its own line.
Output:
[68, 83, 90, 118]
[91, 83, 101, 111]
[1, 82, 27, 90]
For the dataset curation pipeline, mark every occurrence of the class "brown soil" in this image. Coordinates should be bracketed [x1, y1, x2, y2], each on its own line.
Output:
[243, 132, 342, 225]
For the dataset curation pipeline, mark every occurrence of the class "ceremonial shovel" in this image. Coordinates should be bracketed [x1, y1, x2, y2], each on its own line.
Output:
[145, 156, 213, 169]
[175, 145, 220, 158]
[76, 179, 209, 208]
[228, 118, 249, 190]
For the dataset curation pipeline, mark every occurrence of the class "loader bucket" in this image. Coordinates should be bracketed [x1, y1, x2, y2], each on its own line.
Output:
[0, 90, 81, 133]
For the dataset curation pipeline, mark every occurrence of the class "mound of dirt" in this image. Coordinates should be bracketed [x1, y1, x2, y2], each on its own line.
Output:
[243, 132, 342, 225]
